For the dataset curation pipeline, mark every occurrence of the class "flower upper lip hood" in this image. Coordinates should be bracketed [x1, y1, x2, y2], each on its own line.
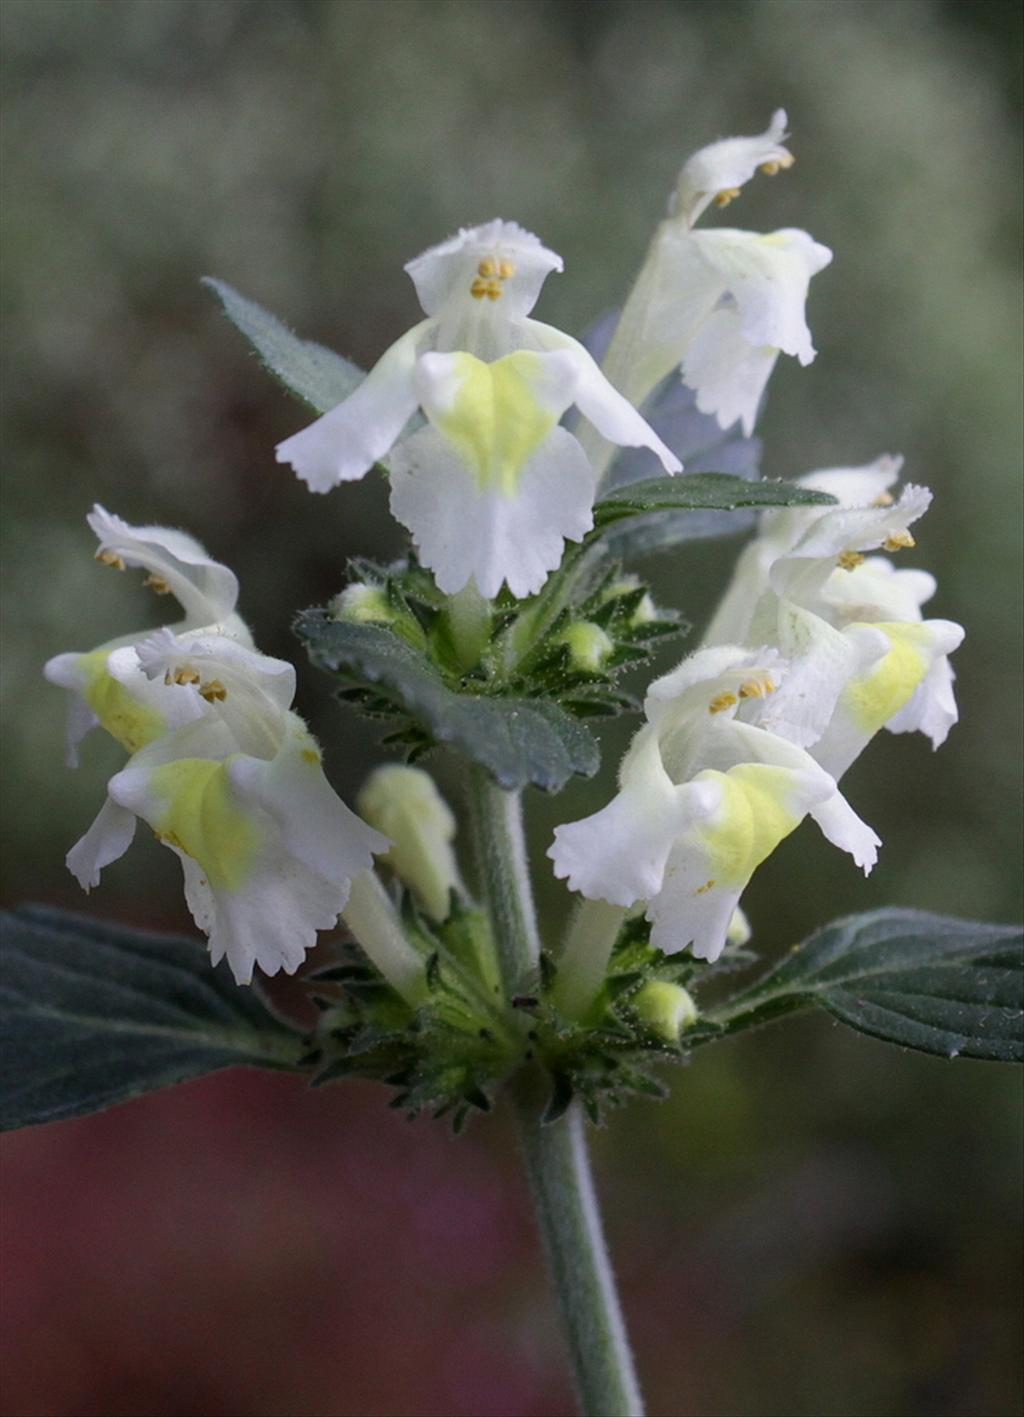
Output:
[275, 219, 680, 599]
[672, 108, 793, 228]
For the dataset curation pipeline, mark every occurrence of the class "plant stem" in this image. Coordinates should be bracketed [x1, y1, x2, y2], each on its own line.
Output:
[514, 1082, 645, 1417]
[553, 898, 628, 1021]
[467, 765, 540, 996]
[341, 870, 427, 1007]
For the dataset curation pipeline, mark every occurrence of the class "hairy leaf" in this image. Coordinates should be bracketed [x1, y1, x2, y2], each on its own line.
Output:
[705, 909, 1023, 1062]
[203, 277, 364, 414]
[1, 906, 302, 1131]
[297, 612, 599, 792]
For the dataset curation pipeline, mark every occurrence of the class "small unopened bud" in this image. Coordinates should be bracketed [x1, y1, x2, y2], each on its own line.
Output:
[332, 583, 394, 625]
[357, 765, 460, 922]
[633, 980, 699, 1045]
[557, 621, 614, 673]
[602, 575, 658, 627]
[727, 905, 751, 947]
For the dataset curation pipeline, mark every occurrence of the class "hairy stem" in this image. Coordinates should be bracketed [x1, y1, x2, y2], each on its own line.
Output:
[467, 765, 540, 996]
[514, 1081, 645, 1417]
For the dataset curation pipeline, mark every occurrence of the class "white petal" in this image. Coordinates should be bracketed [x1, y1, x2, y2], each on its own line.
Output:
[797, 454, 904, 505]
[682, 307, 779, 436]
[821, 557, 938, 625]
[788, 483, 933, 561]
[66, 796, 137, 890]
[690, 228, 832, 363]
[526, 322, 682, 472]
[275, 321, 430, 492]
[405, 219, 563, 322]
[674, 109, 792, 226]
[886, 653, 959, 748]
[87, 505, 241, 629]
[757, 616, 891, 748]
[808, 791, 881, 874]
[389, 423, 596, 598]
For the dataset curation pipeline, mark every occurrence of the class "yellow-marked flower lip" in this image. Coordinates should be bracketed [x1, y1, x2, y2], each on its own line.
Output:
[695, 764, 803, 887]
[842, 622, 932, 735]
[417, 350, 573, 496]
[149, 755, 262, 891]
[80, 649, 164, 755]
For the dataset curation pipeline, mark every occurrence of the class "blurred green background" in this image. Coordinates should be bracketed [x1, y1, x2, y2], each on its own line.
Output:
[2, 2, 1021, 1415]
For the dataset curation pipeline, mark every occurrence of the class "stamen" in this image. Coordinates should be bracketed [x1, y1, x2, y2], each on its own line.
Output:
[694, 879, 716, 895]
[498, 259, 516, 279]
[739, 676, 776, 699]
[883, 530, 915, 551]
[709, 691, 738, 714]
[199, 679, 227, 703]
[170, 665, 202, 686]
[470, 277, 503, 300]
[714, 187, 742, 208]
[760, 154, 794, 175]
[837, 550, 866, 571]
[477, 258, 497, 278]
[95, 549, 126, 571]
[872, 491, 894, 507]
[144, 574, 171, 595]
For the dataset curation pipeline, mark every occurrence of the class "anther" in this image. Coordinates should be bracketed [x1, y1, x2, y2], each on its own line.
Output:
[695, 879, 716, 895]
[172, 665, 202, 686]
[199, 679, 227, 702]
[872, 491, 894, 507]
[95, 549, 126, 571]
[470, 278, 489, 300]
[760, 154, 794, 175]
[883, 530, 915, 551]
[714, 187, 742, 208]
[739, 676, 775, 699]
[498, 259, 516, 279]
[709, 691, 738, 714]
[837, 550, 866, 571]
[477, 258, 497, 278]
[144, 574, 171, 594]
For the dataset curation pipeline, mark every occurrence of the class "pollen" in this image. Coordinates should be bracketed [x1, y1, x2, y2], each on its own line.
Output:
[883, 530, 916, 551]
[838, 550, 866, 571]
[714, 186, 742, 208]
[199, 679, 227, 703]
[695, 879, 716, 895]
[739, 676, 776, 699]
[709, 691, 738, 714]
[95, 549, 126, 571]
[144, 574, 171, 595]
[167, 665, 202, 686]
[470, 276, 503, 300]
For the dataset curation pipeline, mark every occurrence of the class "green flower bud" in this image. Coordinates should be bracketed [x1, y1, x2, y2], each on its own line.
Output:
[602, 574, 658, 627]
[633, 980, 699, 1044]
[727, 905, 752, 947]
[331, 583, 395, 625]
[357, 765, 460, 922]
[557, 620, 615, 672]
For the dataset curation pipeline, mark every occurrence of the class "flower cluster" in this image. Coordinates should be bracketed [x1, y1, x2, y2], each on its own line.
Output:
[46, 508, 386, 983]
[550, 460, 963, 961]
[45, 112, 963, 1009]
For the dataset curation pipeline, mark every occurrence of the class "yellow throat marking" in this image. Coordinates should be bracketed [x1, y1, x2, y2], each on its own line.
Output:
[80, 650, 164, 754]
[843, 621, 932, 734]
[432, 351, 557, 495]
[150, 756, 261, 891]
[696, 765, 802, 888]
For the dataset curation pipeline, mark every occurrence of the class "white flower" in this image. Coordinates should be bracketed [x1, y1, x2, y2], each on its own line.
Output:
[275, 220, 680, 598]
[66, 629, 388, 984]
[549, 646, 879, 962]
[600, 112, 831, 438]
[44, 506, 251, 766]
[705, 461, 964, 761]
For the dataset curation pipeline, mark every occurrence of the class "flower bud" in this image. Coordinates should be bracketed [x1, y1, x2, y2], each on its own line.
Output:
[633, 980, 699, 1045]
[602, 575, 659, 628]
[727, 905, 752, 947]
[557, 620, 614, 673]
[357, 765, 460, 922]
[331, 583, 394, 625]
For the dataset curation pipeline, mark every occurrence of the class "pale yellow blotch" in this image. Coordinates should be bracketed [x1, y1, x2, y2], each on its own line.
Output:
[714, 187, 742, 208]
[694, 879, 716, 896]
[431, 351, 559, 495]
[842, 622, 931, 735]
[149, 756, 262, 891]
[79, 649, 164, 754]
[883, 530, 916, 551]
[697, 765, 802, 887]
[838, 550, 866, 571]
[96, 549, 126, 571]
[708, 691, 738, 715]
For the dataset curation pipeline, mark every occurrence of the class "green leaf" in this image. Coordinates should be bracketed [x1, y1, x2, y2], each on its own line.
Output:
[594, 473, 834, 532]
[297, 612, 599, 792]
[706, 909, 1023, 1062]
[203, 277, 364, 414]
[1, 906, 302, 1131]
